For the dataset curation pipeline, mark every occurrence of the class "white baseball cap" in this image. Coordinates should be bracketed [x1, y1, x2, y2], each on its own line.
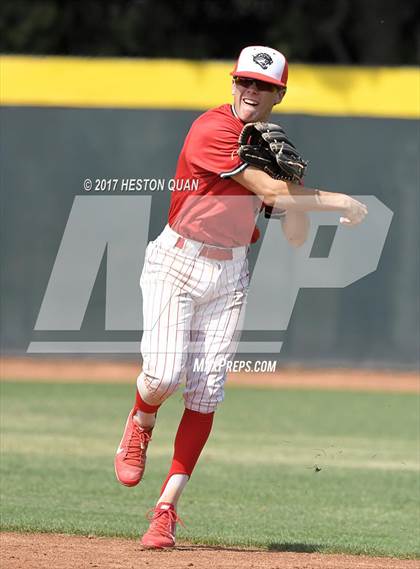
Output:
[231, 45, 288, 88]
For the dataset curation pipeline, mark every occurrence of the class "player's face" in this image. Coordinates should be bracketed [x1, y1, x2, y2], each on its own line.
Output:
[232, 77, 285, 123]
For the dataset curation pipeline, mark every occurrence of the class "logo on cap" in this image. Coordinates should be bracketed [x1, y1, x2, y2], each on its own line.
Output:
[252, 53, 273, 70]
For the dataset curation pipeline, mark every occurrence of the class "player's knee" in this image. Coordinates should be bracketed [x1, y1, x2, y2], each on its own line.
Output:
[137, 371, 182, 406]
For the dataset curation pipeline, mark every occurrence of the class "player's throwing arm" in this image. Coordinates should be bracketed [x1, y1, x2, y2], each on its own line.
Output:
[234, 122, 368, 226]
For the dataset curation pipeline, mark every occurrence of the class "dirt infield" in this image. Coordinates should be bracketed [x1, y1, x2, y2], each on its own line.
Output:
[1, 533, 418, 569]
[1, 357, 418, 392]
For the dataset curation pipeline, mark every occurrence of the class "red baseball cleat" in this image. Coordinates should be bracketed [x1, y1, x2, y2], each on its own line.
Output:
[140, 502, 184, 549]
[114, 408, 152, 487]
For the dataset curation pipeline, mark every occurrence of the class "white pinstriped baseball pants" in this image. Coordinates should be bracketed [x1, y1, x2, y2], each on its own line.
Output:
[137, 224, 249, 413]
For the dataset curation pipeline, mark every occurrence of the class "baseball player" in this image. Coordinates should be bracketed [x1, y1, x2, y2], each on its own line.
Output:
[114, 45, 368, 549]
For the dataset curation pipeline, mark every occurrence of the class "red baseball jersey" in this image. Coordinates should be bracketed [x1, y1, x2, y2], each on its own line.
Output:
[168, 104, 262, 247]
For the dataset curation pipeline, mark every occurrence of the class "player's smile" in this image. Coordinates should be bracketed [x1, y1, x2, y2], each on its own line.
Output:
[242, 97, 259, 107]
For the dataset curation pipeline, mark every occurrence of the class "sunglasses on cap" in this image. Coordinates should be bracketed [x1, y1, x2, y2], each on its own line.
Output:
[233, 76, 279, 92]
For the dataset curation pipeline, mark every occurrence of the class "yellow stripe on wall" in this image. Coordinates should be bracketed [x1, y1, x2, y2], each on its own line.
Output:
[1, 55, 419, 118]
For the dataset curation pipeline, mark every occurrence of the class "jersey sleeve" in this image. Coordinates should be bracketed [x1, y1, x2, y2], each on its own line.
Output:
[184, 113, 248, 179]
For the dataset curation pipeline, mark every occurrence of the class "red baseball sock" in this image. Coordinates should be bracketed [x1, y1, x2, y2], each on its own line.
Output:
[160, 408, 214, 495]
[135, 389, 160, 414]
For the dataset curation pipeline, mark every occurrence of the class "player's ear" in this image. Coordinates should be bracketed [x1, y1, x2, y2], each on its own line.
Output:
[273, 87, 286, 106]
[231, 79, 236, 95]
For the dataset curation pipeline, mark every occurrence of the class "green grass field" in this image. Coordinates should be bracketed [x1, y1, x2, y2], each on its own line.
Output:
[1, 381, 419, 558]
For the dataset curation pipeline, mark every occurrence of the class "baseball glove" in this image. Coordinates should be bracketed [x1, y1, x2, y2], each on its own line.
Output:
[238, 121, 308, 183]
[237, 121, 308, 218]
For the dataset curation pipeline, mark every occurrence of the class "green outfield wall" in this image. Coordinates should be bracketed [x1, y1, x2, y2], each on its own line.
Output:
[1, 57, 419, 368]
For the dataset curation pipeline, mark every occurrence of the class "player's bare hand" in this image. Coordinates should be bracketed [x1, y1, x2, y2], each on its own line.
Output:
[340, 196, 368, 226]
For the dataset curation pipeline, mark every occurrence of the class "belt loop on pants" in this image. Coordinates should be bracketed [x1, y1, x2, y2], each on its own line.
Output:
[175, 237, 234, 261]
